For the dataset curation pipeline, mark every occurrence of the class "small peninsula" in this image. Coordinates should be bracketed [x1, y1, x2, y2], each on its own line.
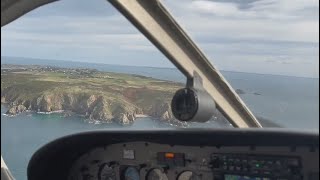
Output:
[1, 64, 183, 124]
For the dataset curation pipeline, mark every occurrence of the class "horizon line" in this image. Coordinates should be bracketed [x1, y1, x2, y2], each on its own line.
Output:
[1, 55, 318, 79]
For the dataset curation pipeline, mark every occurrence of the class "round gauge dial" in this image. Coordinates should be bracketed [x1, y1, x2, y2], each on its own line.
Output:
[177, 171, 200, 180]
[146, 168, 168, 180]
[124, 167, 140, 180]
[98, 163, 116, 180]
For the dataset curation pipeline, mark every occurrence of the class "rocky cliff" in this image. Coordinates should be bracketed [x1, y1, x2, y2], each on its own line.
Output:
[2, 90, 177, 124]
[1, 65, 181, 124]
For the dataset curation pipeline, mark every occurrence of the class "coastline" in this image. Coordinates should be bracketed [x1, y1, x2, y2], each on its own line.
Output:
[135, 114, 149, 118]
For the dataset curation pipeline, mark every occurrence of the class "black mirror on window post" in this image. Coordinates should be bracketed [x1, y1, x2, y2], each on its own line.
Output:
[171, 71, 216, 123]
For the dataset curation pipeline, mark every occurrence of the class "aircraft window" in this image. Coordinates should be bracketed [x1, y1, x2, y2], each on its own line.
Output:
[1, 0, 318, 179]
[162, 0, 319, 130]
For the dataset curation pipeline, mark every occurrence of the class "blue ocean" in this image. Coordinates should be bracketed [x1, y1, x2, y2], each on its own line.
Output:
[1, 57, 319, 179]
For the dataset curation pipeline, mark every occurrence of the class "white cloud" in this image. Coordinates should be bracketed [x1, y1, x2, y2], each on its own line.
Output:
[162, 0, 319, 42]
[251, 0, 318, 12]
[191, 1, 240, 16]
[1, 0, 319, 77]
[1, 14, 156, 52]
[160, 0, 319, 77]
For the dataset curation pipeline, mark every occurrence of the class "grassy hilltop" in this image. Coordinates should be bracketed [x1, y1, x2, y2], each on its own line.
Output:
[1, 64, 183, 124]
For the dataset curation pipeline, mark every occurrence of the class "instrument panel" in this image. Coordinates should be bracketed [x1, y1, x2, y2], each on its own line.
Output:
[26, 129, 319, 180]
[68, 142, 318, 180]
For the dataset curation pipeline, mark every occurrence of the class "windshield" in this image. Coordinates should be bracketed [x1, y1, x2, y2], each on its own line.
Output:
[1, 0, 319, 179]
[161, 0, 319, 129]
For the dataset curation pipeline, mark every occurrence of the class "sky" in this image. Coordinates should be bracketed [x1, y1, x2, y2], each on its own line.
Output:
[1, 0, 319, 78]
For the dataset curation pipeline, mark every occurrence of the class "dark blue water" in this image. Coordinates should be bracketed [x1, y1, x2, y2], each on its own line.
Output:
[1, 56, 319, 180]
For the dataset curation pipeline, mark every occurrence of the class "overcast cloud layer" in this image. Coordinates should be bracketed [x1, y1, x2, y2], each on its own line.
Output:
[1, 0, 319, 78]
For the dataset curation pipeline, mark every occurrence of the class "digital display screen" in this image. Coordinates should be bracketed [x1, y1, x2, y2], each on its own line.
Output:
[224, 174, 270, 180]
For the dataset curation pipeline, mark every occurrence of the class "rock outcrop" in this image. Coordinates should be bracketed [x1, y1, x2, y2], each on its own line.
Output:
[6, 104, 27, 115]
[3, 92, 143, 124]
[148, 101, 173, 120]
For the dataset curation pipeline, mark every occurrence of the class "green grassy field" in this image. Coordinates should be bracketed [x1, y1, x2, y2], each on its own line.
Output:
[1, 65, 183, 122]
